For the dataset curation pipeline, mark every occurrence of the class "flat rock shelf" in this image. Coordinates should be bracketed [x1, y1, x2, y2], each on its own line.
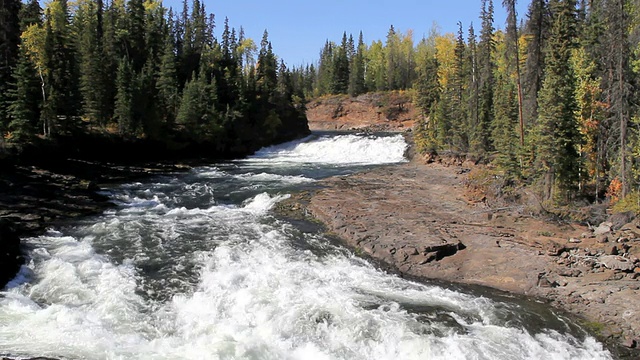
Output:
[280, 159, 640, 357]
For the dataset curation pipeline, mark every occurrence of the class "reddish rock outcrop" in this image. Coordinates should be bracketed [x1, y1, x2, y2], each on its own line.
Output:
[306, 92, 418, 132]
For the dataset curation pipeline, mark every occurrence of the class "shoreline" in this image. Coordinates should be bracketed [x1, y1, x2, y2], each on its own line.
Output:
[275, 157, 640, 358]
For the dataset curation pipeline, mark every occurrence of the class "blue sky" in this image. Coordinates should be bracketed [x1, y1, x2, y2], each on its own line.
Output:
[165, 0, 530, 66]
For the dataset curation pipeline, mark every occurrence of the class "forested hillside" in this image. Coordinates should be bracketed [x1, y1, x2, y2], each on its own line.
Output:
[292, 0, 640, 207]
[0, 0, 309, 161]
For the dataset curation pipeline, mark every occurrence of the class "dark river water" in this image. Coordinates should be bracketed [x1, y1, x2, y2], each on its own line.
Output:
[0, 133, 613, 359]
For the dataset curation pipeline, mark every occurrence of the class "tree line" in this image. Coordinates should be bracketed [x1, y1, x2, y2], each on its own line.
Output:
[0, 0, 309, 157]
[294, 0, 640, 205]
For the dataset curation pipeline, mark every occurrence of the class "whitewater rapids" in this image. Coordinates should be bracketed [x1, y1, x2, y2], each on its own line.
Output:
[0, 133, 612, 359]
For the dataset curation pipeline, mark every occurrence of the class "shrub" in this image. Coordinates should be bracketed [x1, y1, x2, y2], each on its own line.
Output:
[612, 191, 640, 215]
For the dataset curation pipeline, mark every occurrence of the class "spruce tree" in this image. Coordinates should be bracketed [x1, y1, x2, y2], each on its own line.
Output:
[8, 46, 40, 142]
[502, 0, 524, 146]
[466, 23, 479, 144]
[41, 0, 80, 136]
[348, 31, 366, 96]
[331, 32, 349, 94]
[523, 0, 549, 127]
[157, 35, 179, 129]
[0, 0, 22, 139]
[316, 40, 334, 96]
[598, 0, 633, 196]
[6, 0, 41, 143]
[76, 0, 107, 126]
[535, 0, 581, 200]
[492, 74, 520, 178]
[452, 22, 469, 152]
[114, 57, 134, 136]
[126, 0, 146, 71]
[256, 30, 278, 104]
[474, 0, 496, 155]
[385, 25, 402, 90]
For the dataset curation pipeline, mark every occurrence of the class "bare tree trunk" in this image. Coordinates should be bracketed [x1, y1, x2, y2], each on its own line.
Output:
[38, 69, 48, 137]
[545, 167, 554, 201]
[516, 74, 524, 146]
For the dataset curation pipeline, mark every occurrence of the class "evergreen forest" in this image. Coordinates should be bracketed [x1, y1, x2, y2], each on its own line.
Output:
[3, 0, 640, 207]
[0, 0, 309, 160]
[291, 0, 640, 206]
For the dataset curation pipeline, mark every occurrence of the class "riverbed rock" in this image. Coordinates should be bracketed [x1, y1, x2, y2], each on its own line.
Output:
[596, 234, 610, 243]
[622, 338, 638, 349]
[600, 255, 637, 272]
[0, 218, 24, 289]
[594, 222, 613, 236]
[609, 212, 636, 231]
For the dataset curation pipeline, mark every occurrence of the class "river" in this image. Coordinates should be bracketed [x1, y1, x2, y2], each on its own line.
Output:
[0, 133, 613, 359]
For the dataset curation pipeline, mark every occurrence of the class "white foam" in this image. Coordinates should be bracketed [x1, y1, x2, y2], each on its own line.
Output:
[242, 192, 290, 214]
[234, 172, 315, 184]
[0, 234, 152, 359]
[0, 215, 613, 360]
[194, 166, 227, 178]
[246, 134, 408, 166]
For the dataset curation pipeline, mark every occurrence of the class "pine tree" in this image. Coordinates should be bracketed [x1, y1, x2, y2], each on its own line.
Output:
[492, 73, 520, 178]
[114, 57, 134, 136]
[176, 72, 202, 138]
[385, 25, 402, 90]
[474, 0, 496, 155]
[535, 0, 581, 200]
[502, 0, 525, 146]
[157, 34, 179, 129]
[18, 0, 40, 28]
[41, 0, 80, 136]
[135, 57, 159, 138]
[0, 0, 22, 139]
[598, 0, 633, 196]
[6, 0, 41, 143]
[126, 0, 145, 71]
[316, 40, 334, 95]
[451, 22, 469, 151]
[76, 0, 107, 126]
[348, 31, 366, 96]
[466, 23, 479, 144]
[100, 0, 126, 125]
[331, 32, 349, 94]
[523, 0, 549, 127]
[257, 30, 277, 103]
[8, 46, 40, 142]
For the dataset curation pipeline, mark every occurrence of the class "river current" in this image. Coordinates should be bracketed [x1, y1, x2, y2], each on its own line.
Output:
[1, 133, 613, 359]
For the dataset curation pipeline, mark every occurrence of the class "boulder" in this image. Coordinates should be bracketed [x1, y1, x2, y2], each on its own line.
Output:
[0, 218, 24, 289]
[609, 211, 636, 230]
[600, 255, 636, 272]
[596, 234, 609, 243]
[593, 222, 613, 236]
[622, 338, 638, 349]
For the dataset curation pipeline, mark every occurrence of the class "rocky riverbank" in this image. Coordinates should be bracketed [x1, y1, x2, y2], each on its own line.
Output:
[276, 155, 640, 358]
